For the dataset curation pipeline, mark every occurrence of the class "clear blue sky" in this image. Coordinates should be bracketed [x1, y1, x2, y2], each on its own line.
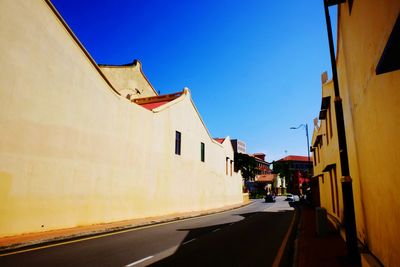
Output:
[52, 0, 337, 162]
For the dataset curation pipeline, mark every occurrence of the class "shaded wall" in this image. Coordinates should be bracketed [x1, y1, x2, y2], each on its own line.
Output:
[337, 1, 399, 265]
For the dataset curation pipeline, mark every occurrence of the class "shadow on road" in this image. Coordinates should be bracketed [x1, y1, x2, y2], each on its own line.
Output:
[150, 209, 295, 267]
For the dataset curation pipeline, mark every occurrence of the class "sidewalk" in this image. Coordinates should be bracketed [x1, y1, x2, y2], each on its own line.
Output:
[0, 201, 250, 253]
[295, 205, 355, 267]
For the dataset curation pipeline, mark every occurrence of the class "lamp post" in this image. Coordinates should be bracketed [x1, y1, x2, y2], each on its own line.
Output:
[290, 124, 311, 175]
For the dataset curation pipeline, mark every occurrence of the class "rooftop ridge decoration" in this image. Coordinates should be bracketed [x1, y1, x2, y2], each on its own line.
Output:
[98, 59, 139, 68]
[133, 91, 183, 105]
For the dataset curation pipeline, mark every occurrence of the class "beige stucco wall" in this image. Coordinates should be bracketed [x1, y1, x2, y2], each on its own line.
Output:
[99, 62, 158, 100]
[315, 1, 400, 265]
[0, 0, 242, 238]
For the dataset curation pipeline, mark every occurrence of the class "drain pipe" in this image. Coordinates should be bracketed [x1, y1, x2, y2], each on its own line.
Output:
[323, 0, 360, 264]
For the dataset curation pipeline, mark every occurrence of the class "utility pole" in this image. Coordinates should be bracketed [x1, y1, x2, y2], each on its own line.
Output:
[290, 124, 311, 175]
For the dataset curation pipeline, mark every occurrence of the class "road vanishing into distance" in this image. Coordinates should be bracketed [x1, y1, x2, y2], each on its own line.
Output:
[0, 197, 296, 267]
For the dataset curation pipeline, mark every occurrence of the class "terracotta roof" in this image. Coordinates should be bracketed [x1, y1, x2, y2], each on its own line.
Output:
[278, 155, 310, 162]
[133, 91, 183, 111]
[214, 138, 225, 144]
[256, 174, 277, 182]
[252, 153, 266, 161]
[140, 101, 170, 110]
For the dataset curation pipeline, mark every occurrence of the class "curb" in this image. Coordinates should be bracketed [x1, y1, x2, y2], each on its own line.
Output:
[292, 207, 303, 267]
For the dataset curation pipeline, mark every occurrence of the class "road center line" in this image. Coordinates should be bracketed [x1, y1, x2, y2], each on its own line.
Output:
[182, 238, 196, 245]
[125, 255, 154, 266]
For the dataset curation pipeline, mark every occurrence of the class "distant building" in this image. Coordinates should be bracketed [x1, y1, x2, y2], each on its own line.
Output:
[251, 153, 271, 176]
[276, 155, 312, 195]
[252, 153, 274, 193]
[231, 139, 246, 154]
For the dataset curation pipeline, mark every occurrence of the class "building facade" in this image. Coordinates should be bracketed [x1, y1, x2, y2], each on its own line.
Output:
[275, 155, 312, 195]
[0, 0, 243, 238]
[312, 1, 400, 266]
[231, 139, 247, 154]
[252, 153, 271, 176]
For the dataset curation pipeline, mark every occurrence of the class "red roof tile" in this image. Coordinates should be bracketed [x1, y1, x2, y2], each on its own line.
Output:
[140, 101, 170, 111]
[133, 91, 183, 111]
[214, 138, 225, 144]
[278, 155, 310, 162]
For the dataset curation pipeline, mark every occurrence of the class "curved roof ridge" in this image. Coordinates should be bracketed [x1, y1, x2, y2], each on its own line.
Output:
[98, 60, 158, 96]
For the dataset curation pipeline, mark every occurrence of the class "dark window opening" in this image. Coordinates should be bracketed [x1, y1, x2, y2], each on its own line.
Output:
[328, 106, 333, 139]
[348, 0, 353, 14]
[329, 169, 336, 214]
[175, 131, 181, 155]
[201, 142, 205, 162]
[226, 157, 229, 175]
[333, 168, 340, 216]
[376, 14, 400, 75]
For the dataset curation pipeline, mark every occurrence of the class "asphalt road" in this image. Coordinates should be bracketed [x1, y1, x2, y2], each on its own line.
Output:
[0, 197, 295, 267]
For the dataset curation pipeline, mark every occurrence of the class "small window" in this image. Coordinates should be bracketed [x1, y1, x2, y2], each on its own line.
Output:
[333, 167, 340, 216]
[226, 157, 229, 175]
[329, 169, 336, 214]
[175, 131, 181, 155]
[326, 115, 330, 145]
[328, 106, 333, 139]
[200, 142, 205, 162]
[376, 14, 400, 75]
[348, 0, 353, 14]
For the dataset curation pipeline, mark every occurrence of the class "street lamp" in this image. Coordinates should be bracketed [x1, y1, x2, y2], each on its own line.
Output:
[290, 124, 311, 175]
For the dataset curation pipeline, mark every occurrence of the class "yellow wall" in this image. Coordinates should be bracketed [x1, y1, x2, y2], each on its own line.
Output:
[99, 62, 158, 100]
[312, 81, 344, 228]
[313, 1, 400, 265]
[0, 0, 243, 237]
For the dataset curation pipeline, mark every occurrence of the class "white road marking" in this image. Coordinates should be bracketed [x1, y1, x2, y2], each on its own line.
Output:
[182, 238, 196, 245]
[125, 255, 154, 266]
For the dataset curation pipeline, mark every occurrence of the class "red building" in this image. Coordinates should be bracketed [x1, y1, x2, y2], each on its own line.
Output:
[276, 155, 312, 195]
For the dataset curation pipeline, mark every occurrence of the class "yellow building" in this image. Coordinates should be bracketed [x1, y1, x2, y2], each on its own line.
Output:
[312, 1, 400, 266]
[0, 0, 243, 238]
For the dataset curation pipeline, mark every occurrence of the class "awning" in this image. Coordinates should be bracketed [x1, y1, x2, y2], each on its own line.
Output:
[323, 163, 336, 172]
[312, 174, 324, 179]
[319, 96, 331, 119]
[319, 109, 327, 120]
[313, 134, 323, 147]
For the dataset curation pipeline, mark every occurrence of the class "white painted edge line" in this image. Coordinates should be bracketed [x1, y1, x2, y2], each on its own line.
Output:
[182, 238, 196, 245]
[271, 211, 297, 267]
[125, 255, 154, 266]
